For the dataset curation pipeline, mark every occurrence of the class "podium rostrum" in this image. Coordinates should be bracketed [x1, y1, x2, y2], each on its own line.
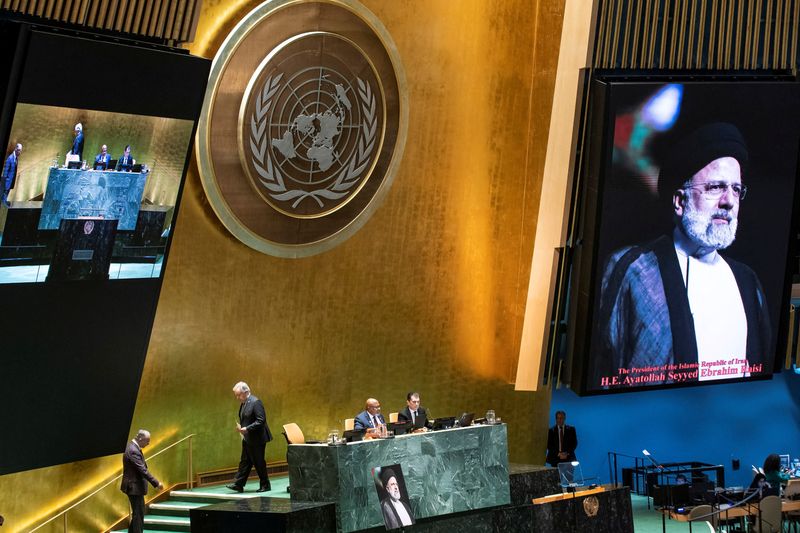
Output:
[47, 218, 118, 281]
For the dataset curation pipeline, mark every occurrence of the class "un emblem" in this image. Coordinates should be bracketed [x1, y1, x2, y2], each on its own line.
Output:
[240, 32, 381, 218]
[197, 0, 407, 257]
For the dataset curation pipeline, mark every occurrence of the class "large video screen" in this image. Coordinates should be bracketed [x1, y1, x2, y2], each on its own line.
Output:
[0, 24, 210, 475]
[0, 103, 194, 282]
[582, 80, 800, 393]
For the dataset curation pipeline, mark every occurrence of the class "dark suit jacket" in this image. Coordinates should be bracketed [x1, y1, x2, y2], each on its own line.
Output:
[397, 406, 428, 429]
[381, 497, 415, 529]
[546, 424, 578, 467]
[239, 394, 272, 445]
[117, 154, 134, 171]
[70, 132, 84, 160]
[120, 440, 159, 496]
[2, 152, 17, 190]
[354, 410, 385, 430]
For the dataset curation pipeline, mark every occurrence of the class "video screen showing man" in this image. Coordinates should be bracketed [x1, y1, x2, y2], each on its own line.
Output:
[586, 82, 800, 391]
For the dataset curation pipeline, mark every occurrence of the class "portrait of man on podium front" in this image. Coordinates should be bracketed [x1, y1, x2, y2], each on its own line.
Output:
[373, 464, 415, 530]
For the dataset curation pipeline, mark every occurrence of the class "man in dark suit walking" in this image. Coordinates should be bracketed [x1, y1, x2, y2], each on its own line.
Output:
[227, 381, 273, 493]
[397, 391, 429, 431]
[546, 410, 578, 467]
[120, 429, 162, 533]
[2, 143, 21, 207]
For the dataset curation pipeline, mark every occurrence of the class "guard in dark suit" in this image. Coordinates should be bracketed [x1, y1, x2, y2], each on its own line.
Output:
[2, 143, 21, 207]
[354, 398, 386, 430]
[120, 429, 161, 533]
[546, 410, 578, 467]
[228, 381, 273, 492]
[397, 391, 429, 430]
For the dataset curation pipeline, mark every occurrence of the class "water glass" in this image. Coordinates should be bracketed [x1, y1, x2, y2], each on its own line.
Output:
[486, 410, 496, 424]
[328, 429, 340, 444]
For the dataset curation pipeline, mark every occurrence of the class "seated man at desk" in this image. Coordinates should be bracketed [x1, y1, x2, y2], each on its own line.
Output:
[117, 145, 135, 171]
[94, 145, 111, 169]
[397, 391, 429, 431]
[354, 398, 385, 431]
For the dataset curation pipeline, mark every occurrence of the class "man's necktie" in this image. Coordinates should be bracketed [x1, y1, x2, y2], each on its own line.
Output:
[559, 426, 564, 452]
[372, 415, 377, 428]
[412, 410, 417, 424]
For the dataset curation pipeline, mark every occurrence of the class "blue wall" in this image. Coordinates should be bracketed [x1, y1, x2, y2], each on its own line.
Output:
[550, 370, 800, 488]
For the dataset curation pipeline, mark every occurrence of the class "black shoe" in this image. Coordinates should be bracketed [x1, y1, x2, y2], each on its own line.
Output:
[226, 484, 244, 493]
[256, 485, 271, 492]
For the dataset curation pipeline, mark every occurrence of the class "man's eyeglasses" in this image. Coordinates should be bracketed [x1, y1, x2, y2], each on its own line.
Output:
[682, 180, 747, 200]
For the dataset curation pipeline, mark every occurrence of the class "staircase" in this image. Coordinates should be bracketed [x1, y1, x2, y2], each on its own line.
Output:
[111, 477, 290, 532]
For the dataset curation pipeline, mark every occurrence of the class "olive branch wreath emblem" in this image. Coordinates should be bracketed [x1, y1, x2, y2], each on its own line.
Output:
[249, 73, 377, 209]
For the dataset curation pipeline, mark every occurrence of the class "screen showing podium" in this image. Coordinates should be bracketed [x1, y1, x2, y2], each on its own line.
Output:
[0, 102, 194, 282]
[0, 21, 210, 475]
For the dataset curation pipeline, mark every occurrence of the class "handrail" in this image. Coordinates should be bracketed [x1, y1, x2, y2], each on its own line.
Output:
[29, 433, 196, 533]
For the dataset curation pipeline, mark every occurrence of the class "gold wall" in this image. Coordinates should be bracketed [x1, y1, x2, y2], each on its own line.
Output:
[0, 0, 566, 530]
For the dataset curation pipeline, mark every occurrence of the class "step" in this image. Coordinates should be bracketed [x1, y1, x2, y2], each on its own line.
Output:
[143, 514, 191, 532]
[168, 488, 264, 504]
[148, 500, 206, 517]
[111, 530, 180, 533]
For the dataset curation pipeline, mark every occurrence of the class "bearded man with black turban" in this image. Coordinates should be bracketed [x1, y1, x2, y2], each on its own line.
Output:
[592, 122, 771, 387]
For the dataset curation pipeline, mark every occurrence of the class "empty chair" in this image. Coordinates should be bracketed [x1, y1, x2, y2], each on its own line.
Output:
[389, 412, 399, 423]
[345, 418, 355, 431]
[753, 494, 782, 533]
[282, 423, 306, 444]
[688, 504, 716, 528]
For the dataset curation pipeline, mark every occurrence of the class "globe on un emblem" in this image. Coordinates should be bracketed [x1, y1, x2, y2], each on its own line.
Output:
[239, 32, 384, 219]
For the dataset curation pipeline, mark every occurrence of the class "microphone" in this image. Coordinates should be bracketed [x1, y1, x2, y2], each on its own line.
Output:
[642, 449, 664, 470]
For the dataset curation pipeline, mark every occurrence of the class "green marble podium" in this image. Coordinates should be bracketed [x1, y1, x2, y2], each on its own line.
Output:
[287, 424, 510, 532]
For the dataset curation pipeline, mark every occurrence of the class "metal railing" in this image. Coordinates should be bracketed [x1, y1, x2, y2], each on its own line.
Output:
[29, 433, 195, 533]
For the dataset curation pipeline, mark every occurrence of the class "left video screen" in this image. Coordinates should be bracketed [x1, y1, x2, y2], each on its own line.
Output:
[0, 103, 194, 283]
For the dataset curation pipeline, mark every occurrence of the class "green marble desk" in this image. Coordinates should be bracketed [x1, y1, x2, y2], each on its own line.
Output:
[287, 424, 511, 532]
[39, 167, 148, 231]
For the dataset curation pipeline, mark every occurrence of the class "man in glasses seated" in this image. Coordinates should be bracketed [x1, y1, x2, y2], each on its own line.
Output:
[592, 122, 770, 388]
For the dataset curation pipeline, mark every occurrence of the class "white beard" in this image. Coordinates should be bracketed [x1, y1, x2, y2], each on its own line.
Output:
[681, 203, 738, 250]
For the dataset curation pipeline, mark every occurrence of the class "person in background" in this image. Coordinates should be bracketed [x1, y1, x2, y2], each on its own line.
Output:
[397, 391, 429, 431]
[354, 398, 385, 431]
[68, 123, 84, 161]
[120, 429, 162, 533]
[117, 145, 135, 171]
[94, 144, 111, 169]
[545, 410, 578, 467]
[763, 453, 790, 488]
[2, 143, 21, 207]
